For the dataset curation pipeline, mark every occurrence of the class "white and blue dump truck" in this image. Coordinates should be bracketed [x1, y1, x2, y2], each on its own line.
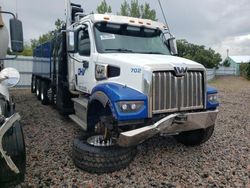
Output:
[31, 1, 219, 173]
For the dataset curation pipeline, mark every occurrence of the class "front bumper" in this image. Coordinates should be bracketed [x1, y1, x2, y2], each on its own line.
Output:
[0, 113, 21, 174]
[117, 110, 218, 147]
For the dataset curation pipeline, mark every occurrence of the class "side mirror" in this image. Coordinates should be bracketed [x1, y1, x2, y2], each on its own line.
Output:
[0, 67, 20, 87]
[67, 31, 77, 53]
[9, 18, 24, 52]
[168, 37, 178, 55]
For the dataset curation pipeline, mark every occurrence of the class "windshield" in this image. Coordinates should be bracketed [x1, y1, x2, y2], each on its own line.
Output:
[94, 22, 171, 55]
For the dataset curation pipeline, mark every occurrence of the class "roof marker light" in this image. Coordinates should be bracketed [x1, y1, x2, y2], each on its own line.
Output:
[104, 16, 110, 20]
[129, 20, 135, 23]
[138, 21, 143, 24]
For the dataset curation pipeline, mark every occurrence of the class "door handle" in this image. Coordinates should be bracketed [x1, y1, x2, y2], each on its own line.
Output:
[82, 60, 89, 68]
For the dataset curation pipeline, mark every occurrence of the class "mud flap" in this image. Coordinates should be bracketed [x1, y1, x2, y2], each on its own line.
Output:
[0, 113, 21, 173]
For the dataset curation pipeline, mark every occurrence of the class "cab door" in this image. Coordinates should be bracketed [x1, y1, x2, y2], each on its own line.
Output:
[73, 23, 95, 94]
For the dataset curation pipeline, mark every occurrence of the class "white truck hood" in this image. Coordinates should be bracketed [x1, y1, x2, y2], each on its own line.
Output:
[97, 53, 205, 94]
[98, 53, 205, 71]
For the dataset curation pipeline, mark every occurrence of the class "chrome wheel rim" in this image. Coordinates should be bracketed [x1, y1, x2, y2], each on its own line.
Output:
[87, 135, 114, 147]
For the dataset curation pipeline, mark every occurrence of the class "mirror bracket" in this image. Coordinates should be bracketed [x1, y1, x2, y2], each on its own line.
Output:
[0, 10, 16, 19]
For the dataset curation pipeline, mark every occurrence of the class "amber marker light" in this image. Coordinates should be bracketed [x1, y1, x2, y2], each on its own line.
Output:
[103, 16, 110, 20]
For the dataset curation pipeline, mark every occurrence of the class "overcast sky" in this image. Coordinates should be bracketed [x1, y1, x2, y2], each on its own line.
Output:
[1, 0, 250, 58]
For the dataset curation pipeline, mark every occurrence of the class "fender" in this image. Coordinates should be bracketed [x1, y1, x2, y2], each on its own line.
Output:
[91, 83, 148, 121]
[89, 90, 117, 119]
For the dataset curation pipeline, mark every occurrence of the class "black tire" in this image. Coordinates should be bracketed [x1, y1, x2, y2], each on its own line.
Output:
[31, 75, 36, 93]
[72, 133, 137, 174]
[0, 121, 26, 187]
[35, 78, 41, 100]
[41, 81, 50, 105]
[173, 125, 215, 146]
[49, 87, 56, 105]
[56, 86, 74, 115]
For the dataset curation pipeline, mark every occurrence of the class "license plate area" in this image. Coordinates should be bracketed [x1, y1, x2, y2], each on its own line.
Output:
[174, 114, 188, 124]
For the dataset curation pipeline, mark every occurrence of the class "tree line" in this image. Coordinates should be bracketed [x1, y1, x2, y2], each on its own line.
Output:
[14, 0, 222, 68]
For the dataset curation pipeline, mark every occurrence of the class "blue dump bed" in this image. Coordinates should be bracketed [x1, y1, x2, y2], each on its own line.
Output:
[32, 41, 53, 80]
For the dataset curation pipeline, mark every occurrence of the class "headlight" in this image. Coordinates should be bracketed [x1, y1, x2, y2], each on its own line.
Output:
[208, 93, 218, 103]
[117, 101, 144, 113]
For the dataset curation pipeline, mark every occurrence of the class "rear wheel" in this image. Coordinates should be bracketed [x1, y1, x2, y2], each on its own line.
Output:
[31, 75, 36, 93]
[173, 125, 215, 146]
[35, 78, 41, 100]
[41, 81, 50, 105]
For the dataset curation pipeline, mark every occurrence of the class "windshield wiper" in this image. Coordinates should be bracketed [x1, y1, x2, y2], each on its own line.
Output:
[140, 52, 165, 55]
[104, 48, 135, 53]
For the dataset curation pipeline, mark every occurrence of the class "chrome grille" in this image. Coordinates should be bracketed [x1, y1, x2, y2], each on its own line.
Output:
[152, 71, 204, 114]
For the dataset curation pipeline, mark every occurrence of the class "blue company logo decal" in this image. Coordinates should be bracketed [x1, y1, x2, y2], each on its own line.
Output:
[78, 68, 86, 76]
[131, 68, 142, 73]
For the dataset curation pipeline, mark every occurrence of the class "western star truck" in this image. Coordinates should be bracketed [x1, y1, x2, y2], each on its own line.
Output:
[0, 7, 26, 187]
[31, 1, 219, 173]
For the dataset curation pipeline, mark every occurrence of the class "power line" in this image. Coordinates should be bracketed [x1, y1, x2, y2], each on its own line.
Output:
[157, 0, 170, 33]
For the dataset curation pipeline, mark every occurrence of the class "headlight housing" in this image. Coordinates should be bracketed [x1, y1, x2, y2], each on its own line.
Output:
[208, 93, 218, 103]
[117, 101, 144, 113]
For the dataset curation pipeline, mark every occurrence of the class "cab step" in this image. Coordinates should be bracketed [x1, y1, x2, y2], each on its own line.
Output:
[71, 97, 88, 109]
[70, 97, 88, 130]
[69, 114, 87, 130]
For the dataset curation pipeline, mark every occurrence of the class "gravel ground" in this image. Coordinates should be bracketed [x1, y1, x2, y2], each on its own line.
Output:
[11, 76, 250, 188]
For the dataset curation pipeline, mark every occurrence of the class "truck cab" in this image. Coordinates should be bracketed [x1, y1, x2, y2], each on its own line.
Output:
[66, 13, 218, 128]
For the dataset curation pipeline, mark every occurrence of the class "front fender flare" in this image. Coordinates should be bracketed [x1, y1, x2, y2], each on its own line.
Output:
[91, 83, 148, 121]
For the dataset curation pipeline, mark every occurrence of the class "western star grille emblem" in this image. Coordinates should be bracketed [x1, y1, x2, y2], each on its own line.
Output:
[174, 66, 188, 76]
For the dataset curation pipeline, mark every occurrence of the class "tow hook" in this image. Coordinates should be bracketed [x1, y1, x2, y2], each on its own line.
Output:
[174, 113, 188, 124]
[0, 113, 21, 174]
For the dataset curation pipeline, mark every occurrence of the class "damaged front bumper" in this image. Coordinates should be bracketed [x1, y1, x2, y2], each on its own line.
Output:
[117, 110, 218, 147]
[0, 113, 21, 174]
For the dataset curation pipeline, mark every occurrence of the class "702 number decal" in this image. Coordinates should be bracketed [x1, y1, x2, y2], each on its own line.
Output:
[131, 68, 142, 73]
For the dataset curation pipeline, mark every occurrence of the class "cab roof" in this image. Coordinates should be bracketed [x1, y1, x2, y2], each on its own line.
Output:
[81, 14, 168, 30]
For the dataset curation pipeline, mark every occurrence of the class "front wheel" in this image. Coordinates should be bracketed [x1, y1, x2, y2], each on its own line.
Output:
[72, 132, 137, 173]
[0, 121, 26, 187]
[173, 125, 215, 146]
